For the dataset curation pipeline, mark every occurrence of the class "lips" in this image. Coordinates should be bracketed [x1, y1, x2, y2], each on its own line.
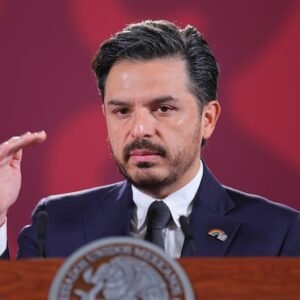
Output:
[129, 149, 161, 163]
[130, 150, 160, 156]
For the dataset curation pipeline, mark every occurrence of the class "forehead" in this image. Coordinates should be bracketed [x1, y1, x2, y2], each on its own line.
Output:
[104, 58, 193, 103]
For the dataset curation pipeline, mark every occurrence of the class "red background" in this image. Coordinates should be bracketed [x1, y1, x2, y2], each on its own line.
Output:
[1, 0, 300, 257]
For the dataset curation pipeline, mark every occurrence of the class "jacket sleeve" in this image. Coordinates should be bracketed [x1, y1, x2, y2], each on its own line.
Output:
[17, 200, 46, 258]
[280, 214, 300, 256]
[0, 247, 10, 259]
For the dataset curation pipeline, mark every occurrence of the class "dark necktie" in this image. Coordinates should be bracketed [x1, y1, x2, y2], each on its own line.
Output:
[145, 201, 171, 250]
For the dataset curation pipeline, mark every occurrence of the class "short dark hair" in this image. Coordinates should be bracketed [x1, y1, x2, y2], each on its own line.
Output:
[92, 20, 219, 109]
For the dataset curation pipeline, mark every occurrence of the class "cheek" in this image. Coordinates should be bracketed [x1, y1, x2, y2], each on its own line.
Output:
[173, 117, 202, 141]
[107, 128, 127, 156]
[106, 126, 118, 147]
[163, 126, 189, 151]
[176, 118, 184, 126]
[109, 133, 120, 147]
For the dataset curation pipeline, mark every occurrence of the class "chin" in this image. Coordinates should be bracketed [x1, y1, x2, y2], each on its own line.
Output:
[128, 169, 176, 190]
[116, 160, 172, 187]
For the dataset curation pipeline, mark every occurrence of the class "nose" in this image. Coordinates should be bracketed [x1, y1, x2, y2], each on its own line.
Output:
[130, 109, 155, 139]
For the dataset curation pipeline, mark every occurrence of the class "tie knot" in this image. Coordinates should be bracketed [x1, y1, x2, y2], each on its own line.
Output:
[146, 201, 171, 230]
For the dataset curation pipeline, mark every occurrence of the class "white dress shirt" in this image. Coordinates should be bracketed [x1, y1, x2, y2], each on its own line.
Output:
[0, 218, 7, 255]
[130, 161, 203, 258]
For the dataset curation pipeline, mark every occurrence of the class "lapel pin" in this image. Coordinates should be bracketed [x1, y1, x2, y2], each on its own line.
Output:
[208, 228, 228, 242]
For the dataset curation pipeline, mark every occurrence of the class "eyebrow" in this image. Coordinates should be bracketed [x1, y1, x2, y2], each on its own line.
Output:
[107, 95, 178, 106]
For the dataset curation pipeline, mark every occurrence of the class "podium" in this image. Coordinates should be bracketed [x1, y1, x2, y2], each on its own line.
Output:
[1, 258, 300, 299]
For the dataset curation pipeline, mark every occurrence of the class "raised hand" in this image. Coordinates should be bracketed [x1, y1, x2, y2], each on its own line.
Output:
[0, 131, 47, 225]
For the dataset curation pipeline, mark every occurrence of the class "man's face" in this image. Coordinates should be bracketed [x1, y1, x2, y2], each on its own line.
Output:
[103, 58, 219, 197]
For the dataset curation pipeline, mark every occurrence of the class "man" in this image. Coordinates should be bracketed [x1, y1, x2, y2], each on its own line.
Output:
[1, 20, 300, 259]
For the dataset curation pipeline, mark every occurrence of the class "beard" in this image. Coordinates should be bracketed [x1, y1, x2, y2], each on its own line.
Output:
[110, 138, 199, 193]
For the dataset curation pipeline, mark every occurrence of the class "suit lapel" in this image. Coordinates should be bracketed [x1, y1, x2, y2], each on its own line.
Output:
[83, 182, 134, 243]
[182, 164, 240, 257]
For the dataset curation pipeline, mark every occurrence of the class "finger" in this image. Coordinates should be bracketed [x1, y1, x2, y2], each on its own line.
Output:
[10, 149, 23, 168]
[8, 131, 47, 153]
[0, 131, 43, 159]
[0, 131, 47, 159]
[5, 131, 32, 144]
[6, 131, 46, 144]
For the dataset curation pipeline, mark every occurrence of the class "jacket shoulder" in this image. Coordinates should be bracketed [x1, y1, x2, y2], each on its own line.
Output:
[33, 181, 128, 214]
[224, 185, 300, 217]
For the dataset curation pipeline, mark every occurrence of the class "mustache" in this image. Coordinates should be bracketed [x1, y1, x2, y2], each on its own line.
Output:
[123, 139, 167, 161]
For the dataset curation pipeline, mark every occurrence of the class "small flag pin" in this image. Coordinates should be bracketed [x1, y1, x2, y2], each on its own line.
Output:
[208, 228, 228, 242]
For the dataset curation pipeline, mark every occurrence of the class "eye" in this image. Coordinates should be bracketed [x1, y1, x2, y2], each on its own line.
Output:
[113, 107, 130, 116]
[155, 105, 176, 114]
[157, 105, 170, 113]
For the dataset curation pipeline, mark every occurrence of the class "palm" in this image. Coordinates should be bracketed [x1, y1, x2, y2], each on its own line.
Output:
[0, 151, 22, 213]
[0, 132, 46, 223]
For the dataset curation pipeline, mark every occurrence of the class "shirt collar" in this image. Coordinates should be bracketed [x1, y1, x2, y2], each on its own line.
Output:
[132, 160, 203, 229]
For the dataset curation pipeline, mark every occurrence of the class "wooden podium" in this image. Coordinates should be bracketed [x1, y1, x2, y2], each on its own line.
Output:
[1, 258, 300, 299]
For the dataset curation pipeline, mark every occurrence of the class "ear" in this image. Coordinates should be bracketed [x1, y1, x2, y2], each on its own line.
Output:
[201, 100, 221, 140]
[102, 104, 105, 116]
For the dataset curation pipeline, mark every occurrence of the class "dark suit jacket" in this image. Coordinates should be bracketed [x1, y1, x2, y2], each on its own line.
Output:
[13, 164, 300, 258]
